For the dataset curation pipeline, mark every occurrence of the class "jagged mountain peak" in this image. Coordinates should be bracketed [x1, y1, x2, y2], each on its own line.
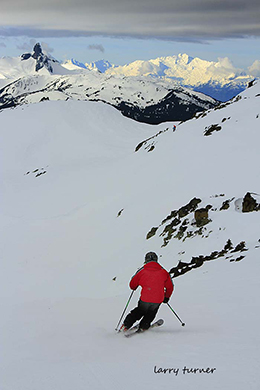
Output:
[0, 44, 77, 84]
[21, 42, 57, 74]
[32, 42, 43, 58]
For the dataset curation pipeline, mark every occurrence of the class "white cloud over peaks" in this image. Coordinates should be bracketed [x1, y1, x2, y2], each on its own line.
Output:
[248, 60, 260, 77]
[41, 42, 54, 54]
[206, 57, 243, 79]
[16, 39, 36, 51]
[16, 40, 54, 54]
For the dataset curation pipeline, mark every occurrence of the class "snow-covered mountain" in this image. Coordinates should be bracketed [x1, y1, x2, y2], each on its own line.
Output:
[0, 46, 218, 124]
[0, 43, 73, 83]
[0, 44, 256, 104]
[1, 76, 260, 390]
[79, 54, 255, 101]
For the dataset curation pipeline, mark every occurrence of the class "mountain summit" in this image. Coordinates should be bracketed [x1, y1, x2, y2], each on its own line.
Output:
[79, 54, 255, 101]
[0, 43, 72, 83]
[21, 43, 57, 73]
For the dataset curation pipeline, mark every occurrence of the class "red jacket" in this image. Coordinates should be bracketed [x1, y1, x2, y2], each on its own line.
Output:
[129, 262, 174, 304]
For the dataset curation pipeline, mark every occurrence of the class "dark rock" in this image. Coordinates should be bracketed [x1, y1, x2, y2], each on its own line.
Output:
[40, 97, 50, 102]
[146, 227, 158, 240]
[242, 192, 260, 212]
[170, 239, 248, 278]
[224, 239, 233, 251]
[248, 79, 256, 88]
[220, 200, 230, 210]
[117, 208, 124, 217]
[235, 256, 245, 262]
[194, 208, 210, 226]
[161, 210, 178, 225]
[204, 124, 222, 136]
[231, 241, 248, 252]
[21, 53, 31, 60]
[178, 197, 201, 218]
[32, 43, 43, 59]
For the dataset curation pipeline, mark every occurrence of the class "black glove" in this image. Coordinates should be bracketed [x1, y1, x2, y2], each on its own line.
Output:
[163, 297, 169, 304]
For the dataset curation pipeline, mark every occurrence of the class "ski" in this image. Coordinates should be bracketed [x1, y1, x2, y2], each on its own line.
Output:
[124, 319, 164, 338]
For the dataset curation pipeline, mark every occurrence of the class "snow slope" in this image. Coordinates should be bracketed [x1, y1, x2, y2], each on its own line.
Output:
[1, 81, 260, 390]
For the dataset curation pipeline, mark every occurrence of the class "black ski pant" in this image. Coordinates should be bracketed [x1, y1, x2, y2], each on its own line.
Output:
[123, 300, 161, 330]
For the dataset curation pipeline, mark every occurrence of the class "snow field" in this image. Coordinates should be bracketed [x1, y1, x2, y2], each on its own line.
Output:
[1, 80, 260, 389]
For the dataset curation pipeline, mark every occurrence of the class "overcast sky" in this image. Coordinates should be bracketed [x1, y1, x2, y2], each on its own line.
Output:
[0, 0, 259, 68]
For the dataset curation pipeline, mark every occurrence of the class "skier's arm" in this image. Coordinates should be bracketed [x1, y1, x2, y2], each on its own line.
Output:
[164, 274, 174, 298]
[129, 272, 140, 291]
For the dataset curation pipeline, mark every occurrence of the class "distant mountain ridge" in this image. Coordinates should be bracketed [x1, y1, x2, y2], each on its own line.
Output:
[64, 53, 256, 101]
[0, 44, 256, 103]
[0, 44, 218, 124]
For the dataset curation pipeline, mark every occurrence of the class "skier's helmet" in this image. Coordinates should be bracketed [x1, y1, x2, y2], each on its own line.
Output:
[145, 252, 158, 263]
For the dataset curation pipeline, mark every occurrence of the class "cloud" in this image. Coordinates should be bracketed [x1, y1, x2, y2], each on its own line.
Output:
[16, 39, 54, 54]
[88, 44, 105, 53]
[41, 42, 54, 54]
[16, 39, 36, 51]
[0, 42, 6, 48]
[248, 60, 260, 77]
[206, 57, 244, 78]
[0, 0, 259, 41]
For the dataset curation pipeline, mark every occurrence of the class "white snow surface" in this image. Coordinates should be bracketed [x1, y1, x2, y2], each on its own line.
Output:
[1, 80, 260, 390]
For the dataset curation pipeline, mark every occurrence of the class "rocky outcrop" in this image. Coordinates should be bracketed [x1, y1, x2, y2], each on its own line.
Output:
[146, 197, 204, 246]
[21, 43, 55, 74]
[169, 239, 248, 278]
[194, 207, 211, 226]
[242, 192, 260, 212]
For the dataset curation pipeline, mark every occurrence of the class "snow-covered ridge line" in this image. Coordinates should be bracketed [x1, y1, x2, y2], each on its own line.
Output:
[66, 53, 257, 101]
[0, 70, 218, 123]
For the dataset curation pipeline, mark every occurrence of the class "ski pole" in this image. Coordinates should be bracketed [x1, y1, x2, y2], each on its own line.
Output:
[115, 290, 135, 331]
[167, 303, 186, 326]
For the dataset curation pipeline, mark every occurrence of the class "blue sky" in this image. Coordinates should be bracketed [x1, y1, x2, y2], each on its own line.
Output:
[0, 0, 259, 70]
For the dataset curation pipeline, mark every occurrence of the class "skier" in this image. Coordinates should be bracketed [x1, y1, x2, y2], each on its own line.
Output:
[120, 252, 174, 332]
[172, 125, 176, 132]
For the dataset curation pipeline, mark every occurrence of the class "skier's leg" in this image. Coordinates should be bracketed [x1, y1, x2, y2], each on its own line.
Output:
[123, 300, 145, 329]
[139, 302, 161, 330]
